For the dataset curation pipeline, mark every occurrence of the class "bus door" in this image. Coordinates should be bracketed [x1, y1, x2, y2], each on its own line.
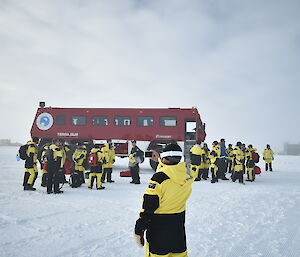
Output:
[184, 120, 196, 162]
[185, 120, 196, 141]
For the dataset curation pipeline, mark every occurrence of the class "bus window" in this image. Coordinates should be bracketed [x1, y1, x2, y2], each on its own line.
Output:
[160, 116, 177, 127]
[137, 116, 154, 127]
[93, 116, 109, 126]
[185, 121, 196, 140]
[56, 115, 65, 125]
[72, 116, 86, 126]
[115, 116, 131, 126]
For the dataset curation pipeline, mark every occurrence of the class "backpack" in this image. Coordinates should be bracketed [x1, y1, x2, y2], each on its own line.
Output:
[88, 153, 98, 167]
[136, 149, 145, 163]
[254, 166, 261, 175]
[69, 172, 82, 188]
[252, 152, 260, 163]
[19, 144, 28, 160]
[190, 152, 201, 166]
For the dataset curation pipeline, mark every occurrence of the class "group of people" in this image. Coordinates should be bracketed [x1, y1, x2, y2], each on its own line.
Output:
[190, 139, 275, 184]
[22, 138, 116, 193]
[21, 137, 147, 193]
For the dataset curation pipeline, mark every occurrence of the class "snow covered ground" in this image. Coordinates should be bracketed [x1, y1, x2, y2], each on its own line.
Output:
[0, 146, 300, 257]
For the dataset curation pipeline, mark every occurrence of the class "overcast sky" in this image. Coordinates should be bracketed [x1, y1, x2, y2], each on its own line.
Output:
[0, 0, 299, 152]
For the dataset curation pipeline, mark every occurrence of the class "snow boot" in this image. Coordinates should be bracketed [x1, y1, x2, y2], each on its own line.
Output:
[24, 185, 36, 191]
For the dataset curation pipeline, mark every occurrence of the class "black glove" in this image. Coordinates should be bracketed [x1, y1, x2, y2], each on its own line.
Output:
[134, 218, 146, 247]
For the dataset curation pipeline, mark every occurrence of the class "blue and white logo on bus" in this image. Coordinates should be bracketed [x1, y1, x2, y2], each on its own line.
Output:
[36, 113, 53, 130]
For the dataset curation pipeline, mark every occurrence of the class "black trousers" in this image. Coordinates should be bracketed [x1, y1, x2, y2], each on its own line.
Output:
[102, 168, 113, 182]
[47, 169, 59, 193]
[265, 162, 273, 171]
[232, 171, 243, 183]
[242, 160, 246, 174]
[146, 212, 187, 255]
[23, 172, 30, 187]
[199, 169, 208, 179]
[211, 167, 218, 182]
[217, 159, 228, 179]
[41, 173, 48, 186]
[204, 168, 209, 178]
[130, 165, 140, 183]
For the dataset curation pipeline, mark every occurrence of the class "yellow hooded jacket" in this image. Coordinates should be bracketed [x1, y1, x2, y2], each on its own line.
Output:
[190, 144, 204, 167]
[24, 141, 38, 170]
[227, 147, 234, 161]
[47, 144, 63, 170]
[246, 147, 257, 161]
[263, 149, 274, 163]
[101, 143, 115, 169]
[137, 161, 196, 255]
[232, 146, 243, 172]
[73, 147, 87, 171]
[26, 141, 38, 164]
[41, 145, 49, 164]
[140, 161, 196, 215]
[90, 147, 104, 164]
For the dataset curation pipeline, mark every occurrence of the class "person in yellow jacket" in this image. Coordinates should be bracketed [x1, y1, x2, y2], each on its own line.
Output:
[245, 145, 256, 182]
[72, 143, 87, 186]
[227, 144, 234, 173]
[46, 138, 64, 194]
[202, 143, 210, 179]
[61, 142, 71, 183]
[263, 144, 274, 171]
[189, 141, 204, 181]
[210, 141, 220, 183]
[88, 144, 105, 190]
[134, 143, 197, 257]
[240, 143, 247, 174]
[101, 139, 116, 183]
[232, 142, 245, 184]
[40, 143, 50, 187]
[23, 137, 39, 191]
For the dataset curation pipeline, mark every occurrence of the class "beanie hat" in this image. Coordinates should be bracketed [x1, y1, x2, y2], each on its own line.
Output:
[161, 143, 182, 164]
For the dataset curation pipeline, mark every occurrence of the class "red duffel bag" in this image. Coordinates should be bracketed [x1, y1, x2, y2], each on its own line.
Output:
[254, 166, 261, 175]
[120, 170, 131, 177]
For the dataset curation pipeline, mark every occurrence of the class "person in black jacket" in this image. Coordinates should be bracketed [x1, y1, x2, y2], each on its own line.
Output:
[129, 140, 142, 184]
[46, 138, 64, 194]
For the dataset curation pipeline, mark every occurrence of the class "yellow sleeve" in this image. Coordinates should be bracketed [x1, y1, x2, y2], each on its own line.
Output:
[97, 151, 103, 162]
[144, 179, 162, 198]
[129, 154, 136, 163]
[26, 145, 35, 157]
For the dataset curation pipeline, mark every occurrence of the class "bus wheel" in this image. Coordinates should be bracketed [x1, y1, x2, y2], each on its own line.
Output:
[149, 159, 158, 171]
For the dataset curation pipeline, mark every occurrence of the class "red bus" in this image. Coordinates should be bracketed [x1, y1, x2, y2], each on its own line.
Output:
[31, 102, 206, 169]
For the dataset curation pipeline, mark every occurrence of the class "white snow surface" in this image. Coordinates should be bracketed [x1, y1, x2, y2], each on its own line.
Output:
[0, 146, 300, 257]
